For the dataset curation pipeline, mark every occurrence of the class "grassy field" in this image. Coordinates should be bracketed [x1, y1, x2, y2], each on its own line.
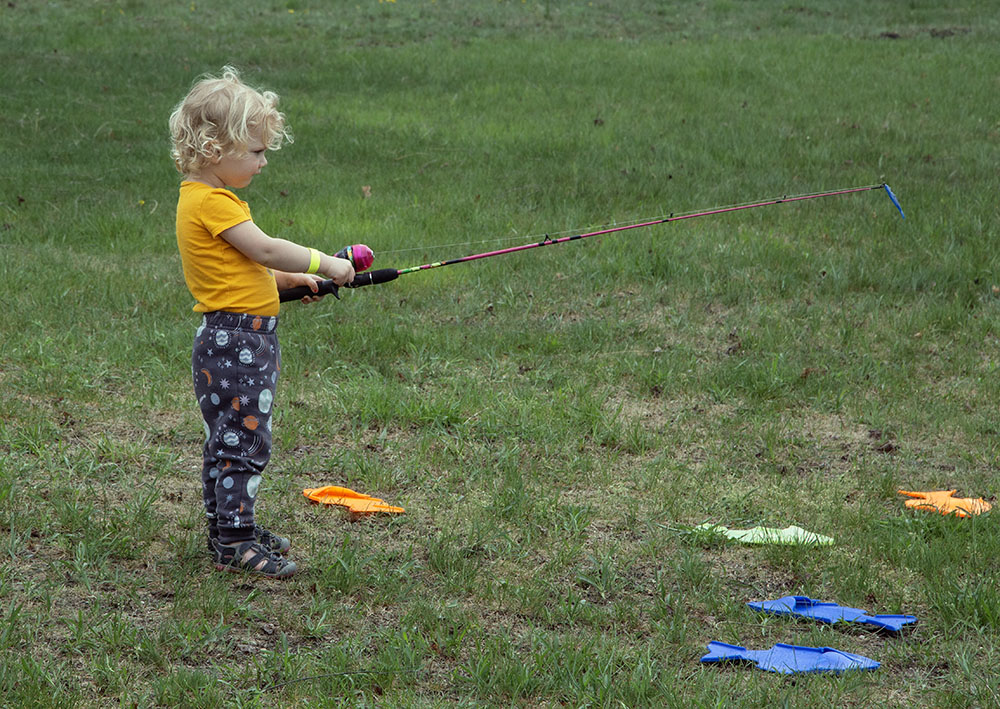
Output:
[2, 1, 1000, 706]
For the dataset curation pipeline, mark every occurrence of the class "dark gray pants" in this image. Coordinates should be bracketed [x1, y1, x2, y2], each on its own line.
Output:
[192, 312, 280, 543]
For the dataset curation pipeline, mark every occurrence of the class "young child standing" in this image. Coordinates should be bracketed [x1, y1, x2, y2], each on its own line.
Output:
[170, 66, 355, 579]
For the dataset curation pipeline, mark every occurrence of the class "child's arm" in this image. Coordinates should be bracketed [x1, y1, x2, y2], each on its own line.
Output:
[220, 220, 355, 284]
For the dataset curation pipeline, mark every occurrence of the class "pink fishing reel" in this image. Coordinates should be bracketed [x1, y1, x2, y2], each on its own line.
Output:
[335, 244, 374, 272]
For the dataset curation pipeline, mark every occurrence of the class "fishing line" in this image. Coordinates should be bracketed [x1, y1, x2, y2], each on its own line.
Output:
[373, 220, 630, 259]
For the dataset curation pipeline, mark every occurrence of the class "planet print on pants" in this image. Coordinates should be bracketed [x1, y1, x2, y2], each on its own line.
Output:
[258, 389, 273, 414]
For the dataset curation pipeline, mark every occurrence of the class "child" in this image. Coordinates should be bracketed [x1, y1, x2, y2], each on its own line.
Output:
[169, 66, 355, 579]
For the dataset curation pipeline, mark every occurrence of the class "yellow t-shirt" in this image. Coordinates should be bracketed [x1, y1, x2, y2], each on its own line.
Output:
[176, 181, 279, 315]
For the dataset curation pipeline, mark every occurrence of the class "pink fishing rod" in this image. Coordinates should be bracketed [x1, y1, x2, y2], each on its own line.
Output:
[279, 183, 904, 302]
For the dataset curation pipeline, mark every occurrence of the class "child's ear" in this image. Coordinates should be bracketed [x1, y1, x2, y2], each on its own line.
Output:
[204, 140, 224, 164]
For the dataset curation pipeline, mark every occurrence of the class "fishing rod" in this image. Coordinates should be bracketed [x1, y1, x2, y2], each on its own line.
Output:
[279, 183, 905, 302]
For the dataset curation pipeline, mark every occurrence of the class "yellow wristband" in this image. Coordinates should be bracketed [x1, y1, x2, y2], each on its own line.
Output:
[306, 248, 321, 274]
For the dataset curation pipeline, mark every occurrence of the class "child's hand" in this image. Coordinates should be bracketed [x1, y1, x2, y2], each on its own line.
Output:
[275, 271, 326, 303]
[322, 255, 356, 286]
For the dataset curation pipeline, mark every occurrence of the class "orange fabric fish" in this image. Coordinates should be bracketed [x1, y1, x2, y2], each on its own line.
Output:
[898, 489, 992, 518]
[303, 486, 405, 515]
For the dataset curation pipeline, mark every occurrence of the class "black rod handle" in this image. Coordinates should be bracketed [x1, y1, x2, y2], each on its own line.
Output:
[349, 268, 400, 288]
[277, 268, 400, 303]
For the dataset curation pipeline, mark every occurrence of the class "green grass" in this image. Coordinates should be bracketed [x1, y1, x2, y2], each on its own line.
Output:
[2, 0, 1000, 706]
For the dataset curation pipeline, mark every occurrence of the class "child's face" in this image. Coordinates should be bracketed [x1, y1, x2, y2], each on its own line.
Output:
[212, 137, 268, 189]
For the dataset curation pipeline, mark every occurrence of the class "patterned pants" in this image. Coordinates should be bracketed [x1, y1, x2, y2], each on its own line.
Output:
[192, 311, 280, 543]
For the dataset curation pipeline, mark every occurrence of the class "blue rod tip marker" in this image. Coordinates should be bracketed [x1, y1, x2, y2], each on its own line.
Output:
[884, 184, 905, 219]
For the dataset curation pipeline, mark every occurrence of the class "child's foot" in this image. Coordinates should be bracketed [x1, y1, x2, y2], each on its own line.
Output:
[253, 524, 291, 554]
[208, 524, 291, 555]
[212, 539, 297, 579]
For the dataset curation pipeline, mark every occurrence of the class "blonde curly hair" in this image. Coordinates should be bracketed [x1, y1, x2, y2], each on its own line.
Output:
[169, 66, 292, 175]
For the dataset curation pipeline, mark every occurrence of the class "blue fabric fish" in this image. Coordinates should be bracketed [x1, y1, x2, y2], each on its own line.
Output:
[747, 596, 916, 633]
[701, 641, 879, 674]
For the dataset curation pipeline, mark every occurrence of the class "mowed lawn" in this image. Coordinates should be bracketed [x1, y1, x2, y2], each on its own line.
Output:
[1, 1, 999, 706]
